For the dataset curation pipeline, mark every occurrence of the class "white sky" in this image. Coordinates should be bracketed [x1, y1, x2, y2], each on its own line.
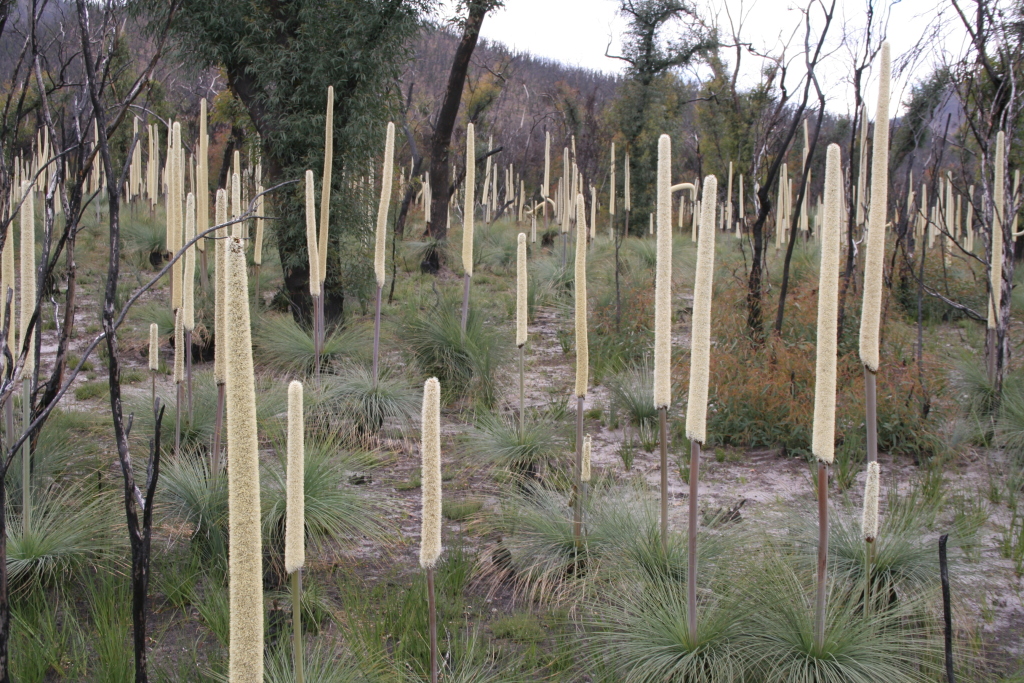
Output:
[439, 0, 978, 118]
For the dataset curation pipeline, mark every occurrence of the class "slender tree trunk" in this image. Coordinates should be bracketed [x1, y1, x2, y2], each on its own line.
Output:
[423, 2, 488, 273]
[775, 102, 826, 334]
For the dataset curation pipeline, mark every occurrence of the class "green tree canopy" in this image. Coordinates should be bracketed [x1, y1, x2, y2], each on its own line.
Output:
[142, 0, 425, 318]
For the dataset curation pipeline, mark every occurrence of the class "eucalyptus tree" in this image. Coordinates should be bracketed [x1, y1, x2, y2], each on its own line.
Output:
[141, 0, 426, 321]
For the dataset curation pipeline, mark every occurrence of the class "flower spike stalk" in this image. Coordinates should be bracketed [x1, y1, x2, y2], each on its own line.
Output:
[462, 123, 476, 332]
[573, 192, 589, 540]
[174, 307, 184, 456]
[581, 434, 592, 529]
[654, 135, 673, 551]
[814, 143, 844, 649]
[286, 380, 305, 683]
[684, 173, 718, 643]
[225, 237, 263, 683]
[517, 232, 528, 432]
[373, 122, 396, 385]
[859, 42, 890, 466]
[420, 377, 442, 683]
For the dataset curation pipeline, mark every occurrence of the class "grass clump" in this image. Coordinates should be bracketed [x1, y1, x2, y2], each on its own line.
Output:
[319, 362, 420, 438]
[253, 313, 369, 375]
[74, 380, 108, 401]
[465, 410, 564, 477]
[403, 299, 507, 407]
[443, 499, 483, 521]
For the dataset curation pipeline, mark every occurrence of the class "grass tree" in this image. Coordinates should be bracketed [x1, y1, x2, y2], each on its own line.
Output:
[573, 192, 589, 541]
[225, 237, 263, 683]
[373, 121, 396, 384]
[684, 173, 718, 642]
[859, 42, 890, 466]
[285, 380, 305, 683]
[420, 377, 442, 683]
[462, 123, 476, 332]
[516, 232, 527, 431]
[812, 142, 843, 649]
[653, 134, 672, 552]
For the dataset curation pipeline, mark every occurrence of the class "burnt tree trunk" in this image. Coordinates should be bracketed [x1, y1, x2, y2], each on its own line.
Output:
[423, 2, 488, 274]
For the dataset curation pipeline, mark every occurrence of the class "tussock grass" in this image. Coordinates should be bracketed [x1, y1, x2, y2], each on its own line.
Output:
[254, 314, 370, 375]
[465, 409, 565, 475]
[402, 297, 507, 406]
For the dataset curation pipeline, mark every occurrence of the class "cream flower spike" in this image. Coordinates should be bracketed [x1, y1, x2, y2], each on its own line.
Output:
[654, 134, 672, 409]
[685, 175, 718, 444]
[859, 42, 891, 372]
[420, 377, 442, 568]
[374, 122, 396, 288]
[812, 144, 843, 464]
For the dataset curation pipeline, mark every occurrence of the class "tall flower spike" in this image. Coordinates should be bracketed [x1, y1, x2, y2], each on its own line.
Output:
[420, 377, 442, 568]
[19, 180, 35, 373]
[198, 99, 208, 253]
[254, 186, 265, 266]
[859, 42, 891, 372]
[862, 461, 880, 542]
[184, 193, 196, 332]
[543, 131, 550, 202]
[305, 170, 321, 295]
[574, 193, 589, 398]
[516, 233, 527, 348]
[285, 380, 305, 573]
[225, 237, 263, 683]
[173, 308, 184, 384]
[581, 435, 592, 483]
[375, 122, 396, 288]
[319, 86, 334, 283]
[214, 189, 228, 384]
[462, 123, 476, 278]
[1, 196, 14, 353]
[653, 135, 672, 409]
[685, 175, 718, 444]
[231, 172, 242, 238]
[148, 323, 159, 372]
[990, 130, 1005, 329]
[812, 144, 843, 464]
[170, 122, 182, 310]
